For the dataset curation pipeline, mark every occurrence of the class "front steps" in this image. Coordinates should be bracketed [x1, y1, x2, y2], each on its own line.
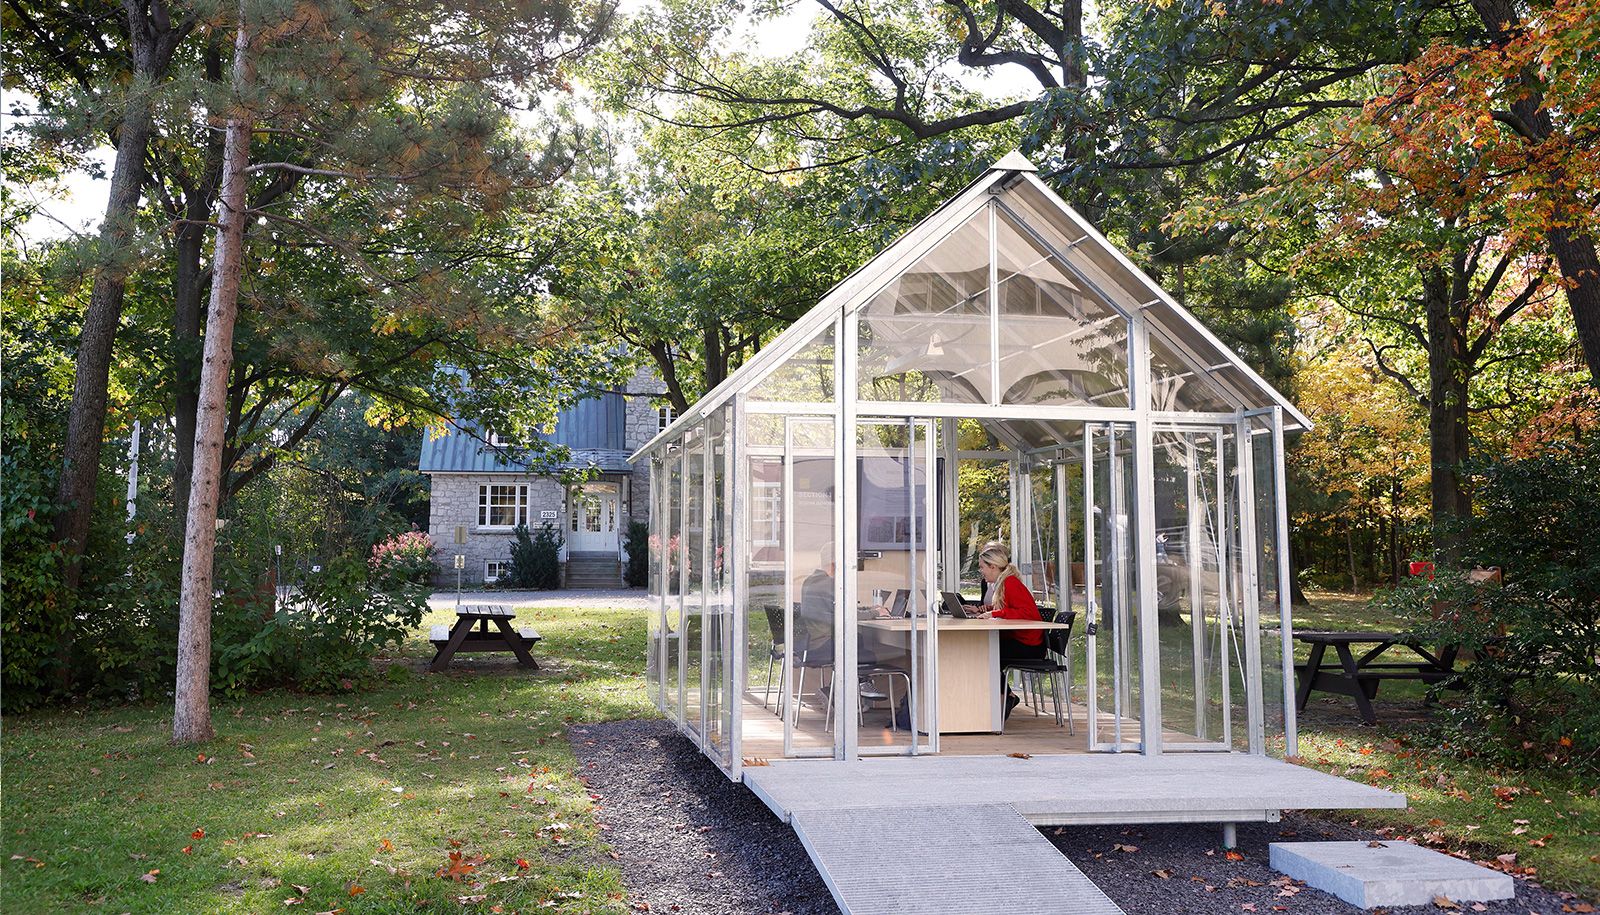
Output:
[565, 552, 623, 589]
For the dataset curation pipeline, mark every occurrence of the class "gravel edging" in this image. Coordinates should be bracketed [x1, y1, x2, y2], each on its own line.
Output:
[571, 719, 839, 914]
[572, 720, 1580, 915]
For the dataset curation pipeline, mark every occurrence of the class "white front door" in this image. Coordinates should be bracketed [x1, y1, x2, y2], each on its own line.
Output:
[568, 483, 620, 552]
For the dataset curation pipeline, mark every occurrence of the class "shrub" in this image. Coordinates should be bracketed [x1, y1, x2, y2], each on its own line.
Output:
[530, 522, 564, 589]
[214, 556, 427, 694]
[369, 529, 436, 583]
[1381, 433, 1600, 774]
[0, 435, 69, 711]
[624, 520, 649, 587]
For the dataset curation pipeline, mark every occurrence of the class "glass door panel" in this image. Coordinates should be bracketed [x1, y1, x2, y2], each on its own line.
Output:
[1152, 427, 1241, 749]
[855, 419, 935, 755]
[1083, 422, 1141, 751]
[781, 417, 838, 758]
[683, 434, 705, 739]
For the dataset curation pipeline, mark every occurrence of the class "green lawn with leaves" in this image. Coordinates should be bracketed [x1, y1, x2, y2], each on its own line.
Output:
[1291, 591, 1600, 899]
[1, 604, 654, 914]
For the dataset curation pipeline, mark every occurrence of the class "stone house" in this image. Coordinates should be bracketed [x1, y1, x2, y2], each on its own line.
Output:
[419, 368, 671, 588]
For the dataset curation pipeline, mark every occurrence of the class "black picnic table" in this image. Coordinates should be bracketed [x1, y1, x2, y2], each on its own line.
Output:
[429, 604, 541, 672]
[1293, 630, 1459, 725]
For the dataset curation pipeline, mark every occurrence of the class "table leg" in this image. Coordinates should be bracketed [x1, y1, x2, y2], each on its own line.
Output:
[431, 619, 475, 673]
[491, 617, 540, 669]
[1335, 643, 1378, 725]
[1296, 642, 1325, 712]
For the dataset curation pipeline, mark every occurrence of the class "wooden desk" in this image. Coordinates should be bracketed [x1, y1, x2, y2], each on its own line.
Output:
[859, 618, 1071, 734]
[1293, 630, 1457, 724]
[430, 605, 541, 672]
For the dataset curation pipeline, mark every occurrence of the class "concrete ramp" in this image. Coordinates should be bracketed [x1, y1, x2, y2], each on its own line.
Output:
[789, 803, 1124, 915]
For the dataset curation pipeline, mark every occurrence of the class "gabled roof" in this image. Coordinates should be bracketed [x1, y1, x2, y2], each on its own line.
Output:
[631, 153, 1307, 461]
[421, 393, 631, 474]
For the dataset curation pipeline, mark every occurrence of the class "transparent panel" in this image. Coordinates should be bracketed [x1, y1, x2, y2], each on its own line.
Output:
[1152, 428, 1238, 748]
[858, 208, 991, 403]
[856, 420, 933, 754]
[704, 408, 733, 765]
[1223, 427, 1252, 751]
[684, 430, 705, 739]
[665, 445, 683, 722]
[1086, 422, 1142, 751]
[995, 208, 1131, 407]
[786, 417, 838, 755]
[647, 457, 663, 709]
[1149, 328, 1241, 414]
[740, 416, 787, 756]
[1253, 417, 1287, 756]
[748, 323, 835, 403]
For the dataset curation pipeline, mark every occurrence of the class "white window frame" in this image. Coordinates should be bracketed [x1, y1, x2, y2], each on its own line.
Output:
[487, 431, 509, 447]
[656, 404, 676, 434]
[484, 559, 509, 583]
[478, 483, 529, 530]
[751, 480, 781, 547]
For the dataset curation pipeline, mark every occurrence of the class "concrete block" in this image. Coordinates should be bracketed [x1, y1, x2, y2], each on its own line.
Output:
[1269, 841, 1514, 909]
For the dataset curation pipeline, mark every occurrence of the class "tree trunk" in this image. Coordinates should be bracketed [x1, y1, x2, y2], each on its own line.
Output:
[52, 0, 193, 615]
[1547, 226, 1600, 387]
[1469, 0, 1600, 388]
[1423, 267, 1472, 562]
[172, 43, 228, 524]
[52, 71, 156, 603]
[173, 14, 252, 745]
[1346, 523, 1358, 592]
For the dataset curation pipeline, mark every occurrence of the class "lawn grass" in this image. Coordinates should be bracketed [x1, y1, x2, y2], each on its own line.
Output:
[1291, 590, 1600, 899]
[2, 603, 655, 914]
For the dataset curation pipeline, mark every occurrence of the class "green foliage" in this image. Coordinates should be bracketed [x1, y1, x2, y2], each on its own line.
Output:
[215, 557, 428, 695]
[1381, 434, 1600, 773]
[624, 519, 649, 587]
[505, 523, 540, 589]
[529, 522, 564, 590]
[0, 436, 68, 711]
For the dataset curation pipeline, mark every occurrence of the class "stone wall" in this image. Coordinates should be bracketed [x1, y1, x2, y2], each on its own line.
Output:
[427, 473, 565, 586]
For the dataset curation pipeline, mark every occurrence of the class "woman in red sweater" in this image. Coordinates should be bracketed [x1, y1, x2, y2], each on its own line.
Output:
[975, 543, 1044, 720]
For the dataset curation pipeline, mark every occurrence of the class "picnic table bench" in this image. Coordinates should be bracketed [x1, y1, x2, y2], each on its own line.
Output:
[1293, 630, 1460, 725]
[429, 604, 541, 672]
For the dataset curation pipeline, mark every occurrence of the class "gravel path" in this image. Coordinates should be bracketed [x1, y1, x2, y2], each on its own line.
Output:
[428, 588, 647, 610]
[572, 720, 1581, 915]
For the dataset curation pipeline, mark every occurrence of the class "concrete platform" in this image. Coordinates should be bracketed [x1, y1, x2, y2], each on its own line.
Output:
[792, 803, 1123, 914]
[743, 753, 1408, 827]
[1269, 841, 1515, 908]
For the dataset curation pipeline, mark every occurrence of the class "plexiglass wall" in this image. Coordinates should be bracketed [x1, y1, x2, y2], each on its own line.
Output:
[643, 174, 1298, 767]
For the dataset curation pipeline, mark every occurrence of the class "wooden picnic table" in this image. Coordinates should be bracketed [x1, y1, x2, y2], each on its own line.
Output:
[429, 604, 541, 672]
[1293, 630, 1459, 725]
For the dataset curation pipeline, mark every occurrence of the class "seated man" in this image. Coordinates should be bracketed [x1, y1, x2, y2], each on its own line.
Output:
[797, 542, 881, 667]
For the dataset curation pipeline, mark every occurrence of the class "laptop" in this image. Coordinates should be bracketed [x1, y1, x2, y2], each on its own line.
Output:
[889, 589, 910, 618]
[940, 591, 976, 618]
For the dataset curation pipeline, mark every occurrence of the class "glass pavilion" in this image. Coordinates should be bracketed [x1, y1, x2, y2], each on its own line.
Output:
[631, 153, 1309, 778]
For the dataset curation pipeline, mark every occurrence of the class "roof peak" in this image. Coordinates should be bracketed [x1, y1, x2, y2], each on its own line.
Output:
[989, 150, 1037, 173]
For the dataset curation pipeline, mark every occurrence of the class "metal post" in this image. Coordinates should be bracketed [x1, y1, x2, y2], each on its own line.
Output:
[1222, 822, 1238, 850]
[839, 311, 859, 761]
[1131, 317, 1164, 756]
[1272, 407, 1298, 759]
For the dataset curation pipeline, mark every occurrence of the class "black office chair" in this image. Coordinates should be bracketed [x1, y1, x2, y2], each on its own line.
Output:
[1003, 608, 1076, 733]
[760, 603, 786, 710]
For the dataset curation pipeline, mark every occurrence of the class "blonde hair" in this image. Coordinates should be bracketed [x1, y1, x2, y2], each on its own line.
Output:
[979, 543, 1021, 606]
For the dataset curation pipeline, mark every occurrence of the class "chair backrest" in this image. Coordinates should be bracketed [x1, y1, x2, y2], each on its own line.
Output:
[761, 603, 785, 646]
[1047, 608, 1076, 658]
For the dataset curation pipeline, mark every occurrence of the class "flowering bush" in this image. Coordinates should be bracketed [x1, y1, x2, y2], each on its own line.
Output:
[370, 529, 436, 584]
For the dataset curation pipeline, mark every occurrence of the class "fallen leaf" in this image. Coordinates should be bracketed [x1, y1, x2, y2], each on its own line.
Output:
[1368, 840, 1386, 848]
[1007, 752, 1032, 759]
[1225, 850, 1245, 861]
[192, 829, 206, 840]
[1151, 869, 1172, 879]
[378, 838, 394, 853]
[181, 845, 193, 855]
[457, 894, 487, 904]
[1433, 895, 1459, 908]
[346, 883, 365, 896]
[140, 869, 160, 883]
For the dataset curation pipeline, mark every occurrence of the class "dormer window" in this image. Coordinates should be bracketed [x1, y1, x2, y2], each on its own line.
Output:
[487, 431, 509, 447]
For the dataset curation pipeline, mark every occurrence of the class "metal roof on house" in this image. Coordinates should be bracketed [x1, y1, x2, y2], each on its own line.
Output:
[419, 393, 630, 474]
